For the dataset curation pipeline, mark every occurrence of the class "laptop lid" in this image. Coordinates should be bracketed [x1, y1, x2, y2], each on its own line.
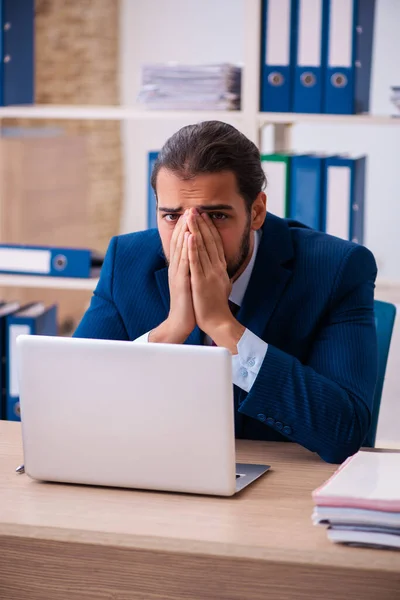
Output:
[17, 335, 237, 496]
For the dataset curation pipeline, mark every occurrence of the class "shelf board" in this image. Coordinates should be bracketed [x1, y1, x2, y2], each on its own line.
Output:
[258, 112, 400, 126]
[0, 105, 244, 122]
[0, 274, 98, 291]
[0, 105, 398, 126]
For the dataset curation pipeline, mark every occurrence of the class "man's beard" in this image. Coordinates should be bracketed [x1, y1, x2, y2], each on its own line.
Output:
[226, 217, 252, 280]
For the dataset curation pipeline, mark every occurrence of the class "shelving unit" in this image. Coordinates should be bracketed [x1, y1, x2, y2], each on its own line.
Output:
[0, 274, 98, 291]
[0, 105, 246, 123]
[1, 104, 398, 125]
[0, 0, 398, 293]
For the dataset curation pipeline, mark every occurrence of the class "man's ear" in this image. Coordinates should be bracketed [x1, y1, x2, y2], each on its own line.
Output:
[251, 192, 267, 231]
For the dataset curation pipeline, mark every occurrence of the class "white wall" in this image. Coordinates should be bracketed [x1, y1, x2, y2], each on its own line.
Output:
[120, 0, 400, 281]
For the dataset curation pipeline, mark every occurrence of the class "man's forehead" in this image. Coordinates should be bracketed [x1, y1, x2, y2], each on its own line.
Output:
[156, 168, 240, 207]
[157, 167, 238, 190]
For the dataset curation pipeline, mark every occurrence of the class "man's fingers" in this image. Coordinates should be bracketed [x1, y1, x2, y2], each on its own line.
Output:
[170, 210, 187, 253]
[170, 213, 187, 269]
[187, 211, 211, 272]
[200, 212, 226, 265]
[188, 232, 204, 277]
[196, 213, 221, 265]
[178, 231, 190, 274]
[174, 220, 188, 268]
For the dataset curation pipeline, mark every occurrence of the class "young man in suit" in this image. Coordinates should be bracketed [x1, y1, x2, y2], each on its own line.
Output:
[74, 121, 378, 464]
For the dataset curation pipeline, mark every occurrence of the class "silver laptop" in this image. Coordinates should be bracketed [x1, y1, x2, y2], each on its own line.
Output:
[16, 335, 269, 496]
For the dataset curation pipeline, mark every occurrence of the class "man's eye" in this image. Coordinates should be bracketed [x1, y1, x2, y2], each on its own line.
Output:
[209, 212, 228, 221]
[164, 214, 180, 222]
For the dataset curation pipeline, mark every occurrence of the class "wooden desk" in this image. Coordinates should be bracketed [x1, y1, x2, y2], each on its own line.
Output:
[0, 422, 399, 600]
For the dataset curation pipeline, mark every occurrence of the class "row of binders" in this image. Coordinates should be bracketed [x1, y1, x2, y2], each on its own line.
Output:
[262, 153, 365, 243]
[0, 302, 58, 421]
[260, 0, 376, 114]
[312, 450, 400, 550]
[1, 0, 376, 115]
[0, 0, 35, 106]
[147, 151, 366, 244]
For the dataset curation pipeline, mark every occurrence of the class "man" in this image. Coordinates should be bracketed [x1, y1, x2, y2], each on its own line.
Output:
[74, 121, 378, 464]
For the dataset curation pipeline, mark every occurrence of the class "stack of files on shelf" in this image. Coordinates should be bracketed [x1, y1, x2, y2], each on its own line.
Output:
[260, 0, 376, 114]
[0, 0, 35, 106]
[261, 152, 366, 244]
[0, 245, 103, 279]
[137, 63, 241, 110]
[0, 302, 58, 421]
[312, 450, 400, 550]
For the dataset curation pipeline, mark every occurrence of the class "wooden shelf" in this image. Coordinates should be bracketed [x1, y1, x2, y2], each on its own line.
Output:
[0, 105, 245, 122]
[0, 105, 398, 126]
[0, 274, 98, 291]
[258, 112, 400, 126]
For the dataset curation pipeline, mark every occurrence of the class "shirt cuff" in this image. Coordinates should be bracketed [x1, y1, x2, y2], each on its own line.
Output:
[132, 331, 150, 343]
[231, 328, 268, 393]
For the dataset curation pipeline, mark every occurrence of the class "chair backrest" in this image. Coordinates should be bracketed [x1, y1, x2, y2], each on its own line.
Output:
[364, 300, 396, 447]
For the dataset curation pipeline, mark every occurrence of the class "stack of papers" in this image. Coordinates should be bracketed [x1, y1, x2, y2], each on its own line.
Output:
[312, 450, 400, 550]
[390, 86, 400, 116]
[137, 63, 242, 111]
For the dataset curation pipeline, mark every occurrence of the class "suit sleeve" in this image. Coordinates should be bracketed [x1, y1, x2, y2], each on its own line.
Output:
[73, 236, 129, 340]
[238, 245, 378, 464]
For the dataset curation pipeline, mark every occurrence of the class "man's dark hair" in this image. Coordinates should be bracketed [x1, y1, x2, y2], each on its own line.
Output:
[150, 121, 267, 211]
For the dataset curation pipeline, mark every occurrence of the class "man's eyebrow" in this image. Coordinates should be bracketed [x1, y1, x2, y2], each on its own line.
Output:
[158, 204, 234, 213]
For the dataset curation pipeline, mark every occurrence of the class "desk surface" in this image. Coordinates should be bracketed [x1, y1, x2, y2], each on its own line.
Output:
[1, 421, 399, 600]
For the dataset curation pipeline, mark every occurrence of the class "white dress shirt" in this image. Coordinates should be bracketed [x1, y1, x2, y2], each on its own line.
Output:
[133, 230, 268, 393]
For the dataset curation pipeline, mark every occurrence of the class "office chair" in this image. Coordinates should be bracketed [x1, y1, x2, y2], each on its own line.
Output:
[364, 300, 396, 447]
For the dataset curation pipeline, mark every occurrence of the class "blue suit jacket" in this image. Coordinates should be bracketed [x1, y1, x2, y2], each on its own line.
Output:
[74, 214, 378, 463]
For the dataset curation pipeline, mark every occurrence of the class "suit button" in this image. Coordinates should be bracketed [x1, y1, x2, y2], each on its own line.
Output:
[283, 425, 292, 436]
[257, 413, 266, 422]
[240, 367, 248, 378]
[266, 417, 275, 426]
[247, 357, 256, 367]
[275, 421, 283, 431]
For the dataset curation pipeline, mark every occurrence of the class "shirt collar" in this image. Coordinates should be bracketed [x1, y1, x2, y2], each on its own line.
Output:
[229, 229, 261, 307]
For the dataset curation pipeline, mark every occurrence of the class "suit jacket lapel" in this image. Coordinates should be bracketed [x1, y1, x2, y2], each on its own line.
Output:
[238, 214, 294, 338]
[154, 265, 203, 346]
[154, 266, 170, 313]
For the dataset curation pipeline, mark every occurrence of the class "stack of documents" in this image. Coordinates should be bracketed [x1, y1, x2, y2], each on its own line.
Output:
[312, 450, 400, 550]
[137, 63, 241, 110]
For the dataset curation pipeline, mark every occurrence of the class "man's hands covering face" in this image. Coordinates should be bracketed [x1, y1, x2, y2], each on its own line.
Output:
[150, 208, 245, 352]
